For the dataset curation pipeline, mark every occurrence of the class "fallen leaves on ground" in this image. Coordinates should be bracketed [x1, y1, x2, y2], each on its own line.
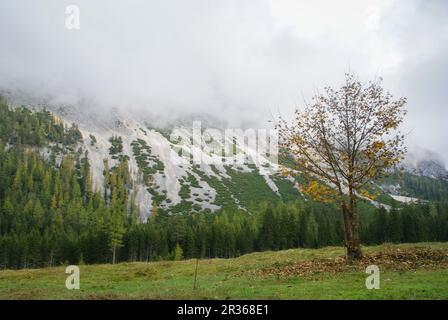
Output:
[238, 247, 448, 279]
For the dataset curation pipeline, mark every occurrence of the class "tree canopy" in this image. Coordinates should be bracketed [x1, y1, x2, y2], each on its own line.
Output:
[277, 73, 407, 260]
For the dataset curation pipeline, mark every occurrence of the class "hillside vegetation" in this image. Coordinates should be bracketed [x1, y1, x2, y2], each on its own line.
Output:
[0, 242, 447, 300]
[1, 99, 448, 269]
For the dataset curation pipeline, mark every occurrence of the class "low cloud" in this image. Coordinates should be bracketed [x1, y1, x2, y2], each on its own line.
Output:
[0, 0, 447, 160]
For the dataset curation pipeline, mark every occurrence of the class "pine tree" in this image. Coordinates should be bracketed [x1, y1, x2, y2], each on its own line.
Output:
[374, 207, 389, 244]
[184, 229, 196, 258]
[108, 212, 125, 264]
[388, 208, 402, 243]
[303, 212, 319, 248]
[259, 203, 275, 251]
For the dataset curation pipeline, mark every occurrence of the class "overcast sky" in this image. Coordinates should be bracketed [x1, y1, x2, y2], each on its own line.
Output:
[0, 0, 447, 161]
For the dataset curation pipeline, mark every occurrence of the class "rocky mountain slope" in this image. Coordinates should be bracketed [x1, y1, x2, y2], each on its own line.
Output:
[5, 98, 448, 218]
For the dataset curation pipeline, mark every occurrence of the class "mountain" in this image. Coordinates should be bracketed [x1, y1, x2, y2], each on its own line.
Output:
[6, 98, 448, 218]
[402, 147, 448, 179]
[34, 103, 297, 219]
[377, 149, 448, 203]
[1, 96, 448, 269]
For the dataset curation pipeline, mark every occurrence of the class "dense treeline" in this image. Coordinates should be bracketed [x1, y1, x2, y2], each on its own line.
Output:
[0, 102, 82, 147]
[0, 99, 447, 269]
[118, 201, 448, 262]
[362, 203, 448, 244]
[0, 99, 135, 268]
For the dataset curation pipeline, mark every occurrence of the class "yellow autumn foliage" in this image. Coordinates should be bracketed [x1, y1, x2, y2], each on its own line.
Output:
[359, 189, 377, 200]
[300, 180, 337, 203]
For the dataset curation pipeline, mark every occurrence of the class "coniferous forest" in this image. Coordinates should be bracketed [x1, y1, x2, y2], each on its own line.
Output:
[0, 98, 447, 269]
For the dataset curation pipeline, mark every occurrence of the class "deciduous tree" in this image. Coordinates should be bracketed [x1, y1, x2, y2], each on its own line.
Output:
[277, 73, 407, 260]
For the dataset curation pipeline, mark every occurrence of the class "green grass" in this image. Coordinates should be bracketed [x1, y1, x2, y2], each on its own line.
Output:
[1, 243, 447, 300]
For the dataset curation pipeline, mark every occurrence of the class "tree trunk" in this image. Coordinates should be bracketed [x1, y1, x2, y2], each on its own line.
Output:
[112, 246, 116, 264]
[341, 201, 363, 261]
